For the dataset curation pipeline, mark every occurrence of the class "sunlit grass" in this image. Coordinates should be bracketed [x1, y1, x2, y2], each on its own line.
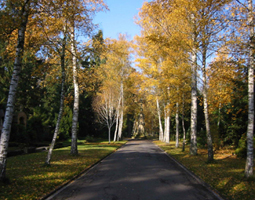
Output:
[0, 140, 126, 200]
[154, 140, 255, 200]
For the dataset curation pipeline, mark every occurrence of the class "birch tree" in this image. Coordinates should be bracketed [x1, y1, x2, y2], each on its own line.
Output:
[96, 35, 131, 142]
[70, 23, 79, 155]
[0, 0, 31, 181]
[45, 38, 66, 164]
[65, 0, 107, 155]
[195, 0, 231, 161]
[223, 0, 254, 176]
[93, 86, 117, 143]
[136, 0, 192, 144]
[245, 0, 254, 178]
[175, 102, 179, 148]
[34, 1, 70, 165]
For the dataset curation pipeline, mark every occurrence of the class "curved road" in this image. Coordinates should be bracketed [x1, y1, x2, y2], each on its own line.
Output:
[46, 140, 223, 200]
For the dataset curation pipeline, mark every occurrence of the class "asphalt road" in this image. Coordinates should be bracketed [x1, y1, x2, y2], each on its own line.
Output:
[46, 140, 222, 200]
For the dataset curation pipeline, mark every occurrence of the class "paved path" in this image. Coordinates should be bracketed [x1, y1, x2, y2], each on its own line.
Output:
[46, 140, 222, 200]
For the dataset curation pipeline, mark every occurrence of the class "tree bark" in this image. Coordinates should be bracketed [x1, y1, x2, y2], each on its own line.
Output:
[113, 109, 119, 142]
[114, 94, 121, 142]
[117, 82, 124, 141]
[108, 125, 111, 144]
[182, 95, 186, 152]
[156, 97, 164, 141]
[118, 108, 123, 141]
[45, 34, 66, 165]
[0, 0, 30, 181]
[164, 104, 170, 144]
[175, 102, 179, 148]
[202, 50, 214, 162]
[190, 13, 198, 155]
[245, 0, 254, 178]
[70, 24, 79, 155]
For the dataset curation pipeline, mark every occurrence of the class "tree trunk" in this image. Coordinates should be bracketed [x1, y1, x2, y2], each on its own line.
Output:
[0, 1, 30, 181]
[163, 105, 167, 142]
[190, 13, 198, 155]
[182, 95, 186, 152]
[113, 110, 119, 142]
[156, 97, 164, 141]
[175, 102, 179, 148]
[164, 104, 170, 144]
[70, 24, 79, 155]
[202, 52, 214, 162]
[118, 108, 123, 141]
[117, 82, 124, 141]
[45, 36, 66, 165]
[245, 0, 254, 178]
[108, 124, 111, 144]
[217, 103, 221, 128]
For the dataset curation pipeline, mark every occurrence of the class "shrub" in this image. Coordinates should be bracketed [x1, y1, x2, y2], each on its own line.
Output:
[235, 133, 255, 158]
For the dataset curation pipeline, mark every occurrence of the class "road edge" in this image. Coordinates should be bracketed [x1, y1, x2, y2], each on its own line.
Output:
[154, 142, 226, 200]
[40, 142, 128, 200]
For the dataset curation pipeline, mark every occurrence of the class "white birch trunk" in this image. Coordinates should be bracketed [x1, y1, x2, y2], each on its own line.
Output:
[156, 98, 164, 141]
[118, 107, 123, 141]
[163, 105, 167, 142]
[164, 105, 170, 144]
[117, 82, 124, 141]
[70, 24, 79, 155]
[108, 99, 111, 144]
[108, 94, 112, 144]
[245, 0, 254, 177]
[113, 109, 119, 142]
[202, 57, 214, 162]
[190, 13, 198, 155]
[45, 36, 66, 165]
[0, 1, 30, 180]
[108, 126, 111, 144]
[175, 102, 179, 148]
[114, 94, 121, 142]
[182, 95, 186, 152]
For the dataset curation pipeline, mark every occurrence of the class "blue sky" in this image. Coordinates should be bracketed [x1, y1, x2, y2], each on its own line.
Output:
[93, 0, 148, 40]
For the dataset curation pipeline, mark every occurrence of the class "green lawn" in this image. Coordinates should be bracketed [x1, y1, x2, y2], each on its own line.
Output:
[0, 141, 126, 200]
[154, 140, 255, 200]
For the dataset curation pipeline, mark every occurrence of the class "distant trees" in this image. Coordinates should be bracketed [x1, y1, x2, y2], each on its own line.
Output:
[92, 35, 132, 143]
[136, 0, 254, 177]
[93, 86, 118, 143]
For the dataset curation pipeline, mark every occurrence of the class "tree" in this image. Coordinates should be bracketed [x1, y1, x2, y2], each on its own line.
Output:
[245, 0, 254, 178]
[222, 0, 254, 177]
[45, 24, 68, 165]
[93, 86, 117, 143]
[136, 0, 192, 144]
[0, 0, 31, 181]
[30, 0, 72, 165]
[195, 0, 231, 161]
[67, 0, 107, 155]
[70, 22, 79, 155]
[94, 35, 131, 141]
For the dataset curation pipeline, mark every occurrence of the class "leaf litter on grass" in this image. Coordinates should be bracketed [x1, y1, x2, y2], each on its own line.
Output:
[154, 140, 255, 200]
[0, 141, 126, 200]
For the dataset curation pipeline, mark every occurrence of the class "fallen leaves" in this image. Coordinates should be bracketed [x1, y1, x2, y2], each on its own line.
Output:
[0, 141, 126, 200]
[154, 140, 255, 200]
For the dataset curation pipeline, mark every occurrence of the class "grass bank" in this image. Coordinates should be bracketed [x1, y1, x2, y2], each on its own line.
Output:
[154, 141, 255, 200]
[0, 140, 126, 200]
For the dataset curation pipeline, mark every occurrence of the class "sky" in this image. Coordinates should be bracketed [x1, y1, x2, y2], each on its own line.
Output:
[93, 0, 148, 40]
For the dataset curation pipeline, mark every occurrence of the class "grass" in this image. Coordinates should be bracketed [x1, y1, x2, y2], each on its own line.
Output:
[154, 140, 255, 200]
[0, 140, 126, 200]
